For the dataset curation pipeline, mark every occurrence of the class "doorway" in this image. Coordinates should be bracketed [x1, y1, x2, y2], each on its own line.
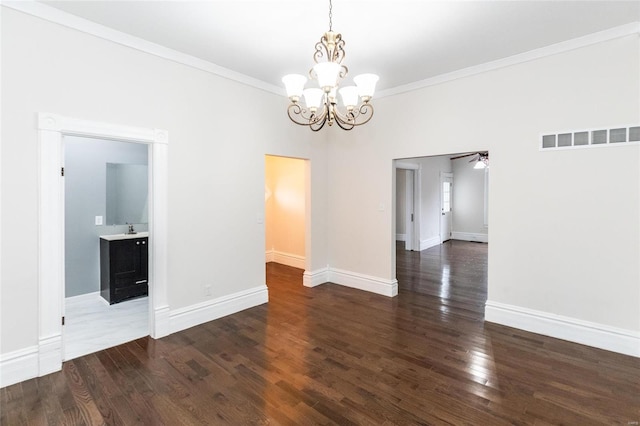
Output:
[395, 162, 420, 251]
[63, 136, 150, 360]
[440, 172, 453, 243]
[264, 155, 308, 275]
[37, 113, 168, 377]
[393, 152, 489, 298]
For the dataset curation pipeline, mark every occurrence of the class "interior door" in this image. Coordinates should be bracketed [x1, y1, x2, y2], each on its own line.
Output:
[440, 173, 453, 243]
[405, 169, 415, 251]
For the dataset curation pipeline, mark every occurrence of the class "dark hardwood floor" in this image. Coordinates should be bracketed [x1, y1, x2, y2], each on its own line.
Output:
[2, 241, 639, 424]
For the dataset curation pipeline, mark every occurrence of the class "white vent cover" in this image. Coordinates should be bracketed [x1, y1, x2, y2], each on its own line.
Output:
[541, 125, 639, 150]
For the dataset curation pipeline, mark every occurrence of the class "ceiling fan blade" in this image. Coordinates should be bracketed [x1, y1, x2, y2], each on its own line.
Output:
[449, 152, 478, 160]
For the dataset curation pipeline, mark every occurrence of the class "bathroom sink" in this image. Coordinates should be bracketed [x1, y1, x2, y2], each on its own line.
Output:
[100, 231, 149, 241]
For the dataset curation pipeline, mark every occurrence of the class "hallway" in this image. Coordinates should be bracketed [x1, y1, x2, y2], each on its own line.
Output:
[396, 240, 488, 315]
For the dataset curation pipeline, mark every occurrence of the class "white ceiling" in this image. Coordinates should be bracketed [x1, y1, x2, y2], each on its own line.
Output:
[39, 1, 640, 92]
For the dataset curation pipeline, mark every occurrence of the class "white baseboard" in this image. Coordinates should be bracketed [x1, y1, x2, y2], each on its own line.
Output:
[420, 236, 441, 251]
[451, 231, 488, 243]
[169, 285, 268, 334]
[485, 301, 640, 357]
[151, 305, 171, 339]
[265, 249, 274, 263]
[38, 335, 63, 377]
[303, 267, 329, 287]
[396, 233, 406, 242]
[0, 346, 39, 388]
[65, 291, 100, 304]
[270, 251, 305, 269]
[329, 268, 398, 297]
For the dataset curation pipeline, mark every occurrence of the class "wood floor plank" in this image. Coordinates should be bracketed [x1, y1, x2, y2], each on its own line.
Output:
[2, 240, 639, 424]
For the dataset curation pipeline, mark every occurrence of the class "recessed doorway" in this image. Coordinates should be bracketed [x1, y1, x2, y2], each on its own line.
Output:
[264, 155, 308, 274]
[63, 136, 150, 361]
[37, 113, 168, 377]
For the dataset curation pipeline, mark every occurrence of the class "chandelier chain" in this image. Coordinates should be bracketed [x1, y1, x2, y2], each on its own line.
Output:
[328, 0, 333, 31]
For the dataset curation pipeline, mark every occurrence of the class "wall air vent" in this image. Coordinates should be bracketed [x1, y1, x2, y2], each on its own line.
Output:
[541, 125, 640, 150]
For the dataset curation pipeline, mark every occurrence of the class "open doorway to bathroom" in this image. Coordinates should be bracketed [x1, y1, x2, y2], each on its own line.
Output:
[264, 155, 308, 289]
[63, 135, 150, 361]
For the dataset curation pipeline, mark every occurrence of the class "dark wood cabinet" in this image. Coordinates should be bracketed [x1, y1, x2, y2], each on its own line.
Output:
[100, 236, 148, 304]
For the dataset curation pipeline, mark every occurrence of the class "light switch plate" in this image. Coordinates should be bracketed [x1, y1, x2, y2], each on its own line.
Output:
[95, 215, 103, 225]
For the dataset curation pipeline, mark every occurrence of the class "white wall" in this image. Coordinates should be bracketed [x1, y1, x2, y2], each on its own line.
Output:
[451, 157, 488, 242]
[0, 8, 328, 359]
[395, 170, 406, 239]
[415, 156, 452, 249]
[327, 35, 640, 352]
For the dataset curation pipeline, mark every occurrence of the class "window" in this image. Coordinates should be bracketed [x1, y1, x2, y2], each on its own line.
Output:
[442, 181, 451, 213]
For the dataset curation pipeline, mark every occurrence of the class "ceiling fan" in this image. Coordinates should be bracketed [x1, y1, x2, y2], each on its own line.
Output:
[450, 152, 489, 169]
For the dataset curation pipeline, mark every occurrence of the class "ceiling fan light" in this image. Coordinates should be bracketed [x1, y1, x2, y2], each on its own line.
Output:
[313, 62, 342, 91]
[474, 158, 488, 169]
[303, 88, 324, 110]
[339, 86, 359, 108]
[282, 74, 307, 100]
[354, 73, 379, 99]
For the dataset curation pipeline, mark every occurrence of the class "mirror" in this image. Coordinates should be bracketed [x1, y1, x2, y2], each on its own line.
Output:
[105, 163, 148, 225]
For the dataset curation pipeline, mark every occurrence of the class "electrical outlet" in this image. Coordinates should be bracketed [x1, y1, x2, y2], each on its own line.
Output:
[95, 215, 103, 225]
[204, 285, 212, 296]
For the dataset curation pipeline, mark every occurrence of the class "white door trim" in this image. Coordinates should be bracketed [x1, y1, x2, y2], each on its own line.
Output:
[37, 113, 170, 377]
[394, 162, 421, 252]
[404, 169, 414, 251]
[440, 172, 453, 243]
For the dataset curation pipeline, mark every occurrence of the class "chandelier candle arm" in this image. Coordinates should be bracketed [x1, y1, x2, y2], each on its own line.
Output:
[282, 0, 379, 131]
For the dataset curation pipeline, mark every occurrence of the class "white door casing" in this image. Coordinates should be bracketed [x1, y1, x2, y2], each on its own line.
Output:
[38, 113, 169, 377]
[440, 172, 453, 243]
[395, 162, 421, 252]
[404, 169, 415, 251]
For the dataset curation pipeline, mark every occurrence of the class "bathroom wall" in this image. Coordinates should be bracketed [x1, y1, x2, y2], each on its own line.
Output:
[64, 136, 148, 298]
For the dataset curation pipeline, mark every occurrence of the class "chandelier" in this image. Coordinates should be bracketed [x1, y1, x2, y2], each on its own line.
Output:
[282, 0, 379, 131]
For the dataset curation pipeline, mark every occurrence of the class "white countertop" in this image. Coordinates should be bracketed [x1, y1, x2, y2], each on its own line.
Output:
[100, 231, 149, 241]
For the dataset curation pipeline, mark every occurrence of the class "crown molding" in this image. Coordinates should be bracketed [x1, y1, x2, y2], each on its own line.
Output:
[3, 2, 638, 100]
[2, 0, 285, 96]
[376, 22, 640, 99]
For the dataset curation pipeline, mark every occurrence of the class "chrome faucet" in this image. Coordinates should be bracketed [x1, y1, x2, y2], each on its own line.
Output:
[127, 224, 136, 234]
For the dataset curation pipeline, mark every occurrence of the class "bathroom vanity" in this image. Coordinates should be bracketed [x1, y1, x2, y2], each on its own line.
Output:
[100, 232, 149, 304]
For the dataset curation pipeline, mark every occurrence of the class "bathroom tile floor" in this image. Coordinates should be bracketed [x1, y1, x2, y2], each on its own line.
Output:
[63, 293, 148, 361]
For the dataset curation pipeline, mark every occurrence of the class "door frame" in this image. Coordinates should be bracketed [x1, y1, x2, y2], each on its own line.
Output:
[440, 172, 453, 243]
[37, 112, 169, 377]
[395, 161, 420, 251]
